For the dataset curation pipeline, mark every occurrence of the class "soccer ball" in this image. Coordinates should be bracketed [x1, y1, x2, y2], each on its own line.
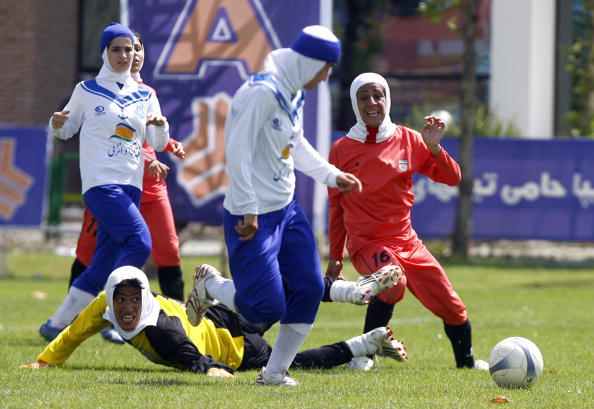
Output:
[489, 337, 544, 388]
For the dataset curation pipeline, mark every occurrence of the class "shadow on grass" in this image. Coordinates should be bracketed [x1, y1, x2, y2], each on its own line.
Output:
[0, 275, 76, 283]
[65, 364, 176, 373]
[519, 278, 594, 289]
[2, 338, 49, 347]
[441, 256, 594, 271]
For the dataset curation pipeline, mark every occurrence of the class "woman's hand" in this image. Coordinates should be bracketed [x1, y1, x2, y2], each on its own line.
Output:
[206, 367, 234, 378]
[51, 110, 70, 129]
[20, 361, 49, 369]
[325, 259, 344, 280]
[336, 173, 362, 193]
[421, 115, 445, 155]
[147, 159, 170, 181]
[235, 214, 258, 241]
[147, 114, 168, 127]
[169, 140, 186, 159]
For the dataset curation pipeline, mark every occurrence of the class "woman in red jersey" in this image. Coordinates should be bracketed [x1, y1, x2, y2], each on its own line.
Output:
[326, 72, 487, 371]
[69, 33, 186, 305]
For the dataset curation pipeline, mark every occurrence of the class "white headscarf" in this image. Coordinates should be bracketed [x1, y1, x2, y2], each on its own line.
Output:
[263, 48, 326, 98]
[346, 72, 397, 143]
[103, 266, 160, 340]
[96, 47, 136, 88]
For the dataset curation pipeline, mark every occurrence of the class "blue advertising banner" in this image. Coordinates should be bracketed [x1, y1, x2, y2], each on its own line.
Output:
[123, 0, 329, 226]
[412, 138, 594, 241]
[0, 128, 48, 227]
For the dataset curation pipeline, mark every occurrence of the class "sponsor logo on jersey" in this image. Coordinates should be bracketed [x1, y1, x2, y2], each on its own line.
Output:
[111, 122, 136, 142]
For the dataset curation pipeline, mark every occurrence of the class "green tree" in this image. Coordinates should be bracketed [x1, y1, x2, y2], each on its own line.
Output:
[565, 1, 594, 137]
[418, 0, 478, 259]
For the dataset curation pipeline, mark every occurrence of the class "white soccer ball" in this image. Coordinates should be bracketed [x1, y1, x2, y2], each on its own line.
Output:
[489, 337, 544, 388]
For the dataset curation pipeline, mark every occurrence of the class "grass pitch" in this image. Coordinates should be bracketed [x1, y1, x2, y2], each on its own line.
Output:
[1, 251, 593, 408]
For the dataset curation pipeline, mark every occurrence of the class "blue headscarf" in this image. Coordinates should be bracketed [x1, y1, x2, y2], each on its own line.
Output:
[100, 22, 134, 53]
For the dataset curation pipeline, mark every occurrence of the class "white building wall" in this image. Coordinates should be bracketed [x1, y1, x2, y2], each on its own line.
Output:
[490, 0, 556, 138]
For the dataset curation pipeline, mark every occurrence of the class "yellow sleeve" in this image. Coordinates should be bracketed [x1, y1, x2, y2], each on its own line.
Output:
[37, 292, 110, 365]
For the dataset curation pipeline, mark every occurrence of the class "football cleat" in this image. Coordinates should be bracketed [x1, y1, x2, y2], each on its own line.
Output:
[356, 265, 402, 304]
[256, 368, 299, 387]
[39, 320, 63, 342]
[377, 326, 408, 362]
[473, 359, 489, 371]
[186, 264, 219, 326]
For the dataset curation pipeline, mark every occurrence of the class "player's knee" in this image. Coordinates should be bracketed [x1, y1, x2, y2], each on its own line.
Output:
[377, 282, 405, 304]
[125, 232, 152, 265]
[299, 277, 324, 305]
[236, 294, 286, 324]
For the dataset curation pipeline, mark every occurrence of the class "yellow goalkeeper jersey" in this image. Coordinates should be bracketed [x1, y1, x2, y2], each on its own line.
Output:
[37, 292, 245, 372]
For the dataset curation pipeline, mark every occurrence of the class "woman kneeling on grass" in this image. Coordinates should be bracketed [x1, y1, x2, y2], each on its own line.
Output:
[22, 266, 406, 379]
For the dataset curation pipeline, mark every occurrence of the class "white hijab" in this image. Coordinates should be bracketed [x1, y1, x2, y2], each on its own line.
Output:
[346, 72, 397, 143]
[263, 48, 326, 99]
[103, 266, 160, 340]
[96, 47, 136, 89]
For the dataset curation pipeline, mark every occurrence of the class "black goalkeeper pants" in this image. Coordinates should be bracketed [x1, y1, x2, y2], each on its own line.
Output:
[231, 308, 354, 371]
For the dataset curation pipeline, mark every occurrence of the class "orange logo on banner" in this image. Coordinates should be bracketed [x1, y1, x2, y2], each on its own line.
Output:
[156, 0, 280, 79]
[176, 93, 231, 204]
[0, 139, 33, 220]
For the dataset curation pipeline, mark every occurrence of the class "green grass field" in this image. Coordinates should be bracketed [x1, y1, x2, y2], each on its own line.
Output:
[1, 251, 593, 409]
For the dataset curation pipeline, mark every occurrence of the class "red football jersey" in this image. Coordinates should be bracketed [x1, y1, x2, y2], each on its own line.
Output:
[328, 125, 461, 260]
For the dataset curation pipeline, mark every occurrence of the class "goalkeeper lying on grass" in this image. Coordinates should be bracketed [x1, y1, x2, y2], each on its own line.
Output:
[22, 266, 406, 379]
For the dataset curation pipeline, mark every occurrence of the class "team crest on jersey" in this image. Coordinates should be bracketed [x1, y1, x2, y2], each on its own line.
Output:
[398, 159, 409, 172]
[94, 105, 105, 115]
[153, 0, 281, 80]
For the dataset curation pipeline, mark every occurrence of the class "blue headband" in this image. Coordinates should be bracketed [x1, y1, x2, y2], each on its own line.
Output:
[291, 26, 341, 64]
[100, 23, 134, 53]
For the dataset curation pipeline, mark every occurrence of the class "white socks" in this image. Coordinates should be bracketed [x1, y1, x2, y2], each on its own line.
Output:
[329, 280, 361, 303]
[204, 273, 237, 313]
[265, 323, 312, 375]
[49, 286, 95, 328]
[345, 327, 387, 357]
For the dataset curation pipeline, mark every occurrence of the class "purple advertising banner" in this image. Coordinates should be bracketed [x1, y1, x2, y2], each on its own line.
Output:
[412, 138, 594, 241]
[123, 0, 327, 225]
[0, 128, 48, 227]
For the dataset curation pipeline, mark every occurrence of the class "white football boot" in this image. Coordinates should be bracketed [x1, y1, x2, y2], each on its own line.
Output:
[347, 356, 375, 371]
[256, 367, 299, 387]
[473, 359, 489, 371]
[186, 264, 219, 326]
[330, 264, 401, 305]
[346, 326, 408, 364]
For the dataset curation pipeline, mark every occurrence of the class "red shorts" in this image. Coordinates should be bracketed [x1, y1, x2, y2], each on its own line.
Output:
[351, 239, 467, 325]
[75, 194, 180, 268]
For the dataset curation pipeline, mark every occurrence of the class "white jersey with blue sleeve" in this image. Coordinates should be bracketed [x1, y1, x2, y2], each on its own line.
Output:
[50, 78, 169, 194]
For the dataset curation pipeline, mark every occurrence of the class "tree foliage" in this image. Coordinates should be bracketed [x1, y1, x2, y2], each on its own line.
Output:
[565, 1, 594, 137]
